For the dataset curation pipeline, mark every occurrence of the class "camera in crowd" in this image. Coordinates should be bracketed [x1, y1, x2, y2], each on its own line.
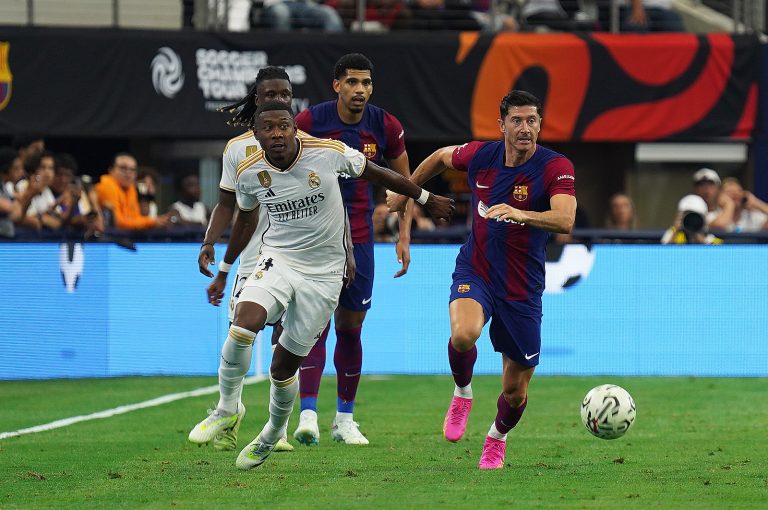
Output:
[678, 194, 708, 234]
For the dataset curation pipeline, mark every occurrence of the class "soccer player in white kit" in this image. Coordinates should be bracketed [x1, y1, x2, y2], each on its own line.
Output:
[192, 102, 455, 470]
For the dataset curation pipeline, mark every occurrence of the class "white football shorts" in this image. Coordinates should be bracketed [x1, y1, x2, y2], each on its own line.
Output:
[238, 254, 342, 357]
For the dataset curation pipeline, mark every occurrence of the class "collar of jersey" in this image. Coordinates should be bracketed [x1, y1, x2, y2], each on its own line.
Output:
[264, 137, 303, 173]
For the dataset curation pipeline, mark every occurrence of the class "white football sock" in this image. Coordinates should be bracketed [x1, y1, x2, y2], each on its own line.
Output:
[488, 423, 507, 441]
[261, 373, 298, 444]
[454, 383, 473, 399]
[216, 326, 255, 414]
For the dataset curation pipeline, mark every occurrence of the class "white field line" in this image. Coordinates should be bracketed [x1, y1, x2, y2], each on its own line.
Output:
[0, 375, 267, 440]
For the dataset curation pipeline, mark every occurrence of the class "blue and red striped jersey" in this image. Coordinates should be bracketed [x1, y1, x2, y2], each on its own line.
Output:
[452, 141, 576, 304]
[295, 101, 406, 243]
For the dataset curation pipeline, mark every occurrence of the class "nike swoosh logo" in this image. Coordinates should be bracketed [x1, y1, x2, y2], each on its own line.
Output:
[524, 352, 539, 360]
[476, 182, 490, 189]
[344, 372, 361, 377]
[300, 366, 316, 371]
[362, 297, 372, 305]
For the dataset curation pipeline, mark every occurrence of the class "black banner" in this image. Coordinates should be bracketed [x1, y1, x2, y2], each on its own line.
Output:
[0, 28, 759, 142]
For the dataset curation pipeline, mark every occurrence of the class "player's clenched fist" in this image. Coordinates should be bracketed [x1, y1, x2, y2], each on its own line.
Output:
[424, 193, 455, 224]
[198, 243, 216, 277]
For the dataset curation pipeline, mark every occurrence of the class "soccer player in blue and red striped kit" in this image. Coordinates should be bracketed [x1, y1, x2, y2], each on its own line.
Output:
[291, 53, 415, 445]
[389, 90, 577, 468]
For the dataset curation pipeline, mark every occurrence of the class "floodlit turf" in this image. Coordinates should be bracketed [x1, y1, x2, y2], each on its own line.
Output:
[1, 375, 766, 509]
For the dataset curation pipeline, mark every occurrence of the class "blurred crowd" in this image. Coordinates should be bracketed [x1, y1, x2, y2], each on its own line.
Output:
[187, 0, 686, 33]
[0, 135, 209, 240]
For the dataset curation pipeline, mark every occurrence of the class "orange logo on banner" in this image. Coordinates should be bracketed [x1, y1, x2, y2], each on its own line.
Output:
[0, 42, 12, 111]
[470, 34, 590, 142]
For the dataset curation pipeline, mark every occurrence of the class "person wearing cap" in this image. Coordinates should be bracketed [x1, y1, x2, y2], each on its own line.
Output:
[692, 167, 734, 231]
[661, 194, 723, 245]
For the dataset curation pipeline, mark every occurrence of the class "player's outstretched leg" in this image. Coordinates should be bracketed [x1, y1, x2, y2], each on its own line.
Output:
[237, 371, 298, 470]
[189, 326, 255, 446]
[330, 326, 368, 445]
[479, 394, 527, 469]
[293, 324, 329, 446]
[444, 339, 477, 442]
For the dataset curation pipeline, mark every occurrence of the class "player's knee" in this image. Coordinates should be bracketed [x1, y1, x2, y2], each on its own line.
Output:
[227, 325, 257, 346]
[501, 387, 527, 408]
[451, 326, 481, 350]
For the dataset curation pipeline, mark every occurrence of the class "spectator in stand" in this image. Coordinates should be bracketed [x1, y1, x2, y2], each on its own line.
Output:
[692, 167, 734, 231]
[261, 0, 344, 32]
[522, 0, 586, 31]
[0, 148, 22, 238]
[599, 0, 684, 32]
[0, 146, 24, 197]
[661, 194, 722, 245]
[15, 150, 62, 231]
[53, 154, 105, 238]
[468, 0, 518, 32]
[137, 166, 160, 218]
[373, 202, 398, 242]
[327, 0, 406, 31]
[11, 134, 44, 166]
[95, 153, 171, 231]
[721, 177, 768, 233]
[605, 192, 635, 230]
[168, 173, 209, 227]
[393, 0, 482, 30]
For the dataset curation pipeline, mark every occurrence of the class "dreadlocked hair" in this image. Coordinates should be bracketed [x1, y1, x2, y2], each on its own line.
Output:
[219, 66, 291, 129]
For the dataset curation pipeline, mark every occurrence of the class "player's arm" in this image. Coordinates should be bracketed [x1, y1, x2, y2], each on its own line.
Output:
[207, 205, 259, 306]
[387, 146, 459, 213]
[486, 194, 576, 234]
[343, 209, 356, 288]
[198, 189, 237, 277]
[361, 160, 454, 223]
[386, 152, 414, 278]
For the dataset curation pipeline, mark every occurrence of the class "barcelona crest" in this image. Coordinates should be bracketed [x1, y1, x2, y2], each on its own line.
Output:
[513, 185, 528, 202]
[245, 145, 258, 157]
[308, 171, 321, 189]
[0, 43, 12, 111]
[363, 143, 377, 159]
[257, 170, 272, 188]
[457, 284, 470, 293]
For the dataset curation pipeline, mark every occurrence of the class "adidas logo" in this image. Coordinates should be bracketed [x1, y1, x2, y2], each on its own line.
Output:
[265, 188, 276, 198]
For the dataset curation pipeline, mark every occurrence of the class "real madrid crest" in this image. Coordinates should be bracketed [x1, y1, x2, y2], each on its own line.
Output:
[308, 171, 321, 189]
[257, 171, 272, 188]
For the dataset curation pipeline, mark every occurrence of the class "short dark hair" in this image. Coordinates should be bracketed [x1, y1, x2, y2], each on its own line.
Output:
[499, 90, 543, 119]
[24, 150, 54, 175]
[112, 152, 135, 167]
[255, 101, 294, 118]
[175, 172, 198, 192]
[56, 153, 79, 174]
[219, 66, 292, 129]
[334, 53, 373, 80]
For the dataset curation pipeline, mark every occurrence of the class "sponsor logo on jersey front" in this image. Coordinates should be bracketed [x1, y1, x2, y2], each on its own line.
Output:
[308, 171, 321, 189]
[513, 185, 528, 201]
[257, 171, 272, 188]
[363, 143, 377, 159]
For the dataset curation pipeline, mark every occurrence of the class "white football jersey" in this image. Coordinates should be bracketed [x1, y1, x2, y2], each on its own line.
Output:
[222, 130, 308, 275]
[236, 136, 366, 279]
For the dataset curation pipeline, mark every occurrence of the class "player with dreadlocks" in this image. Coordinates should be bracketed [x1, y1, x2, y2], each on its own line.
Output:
[191, 66, 300, 454]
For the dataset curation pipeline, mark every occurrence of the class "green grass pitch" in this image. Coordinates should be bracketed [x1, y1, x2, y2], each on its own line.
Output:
[1, 375, 766, 509]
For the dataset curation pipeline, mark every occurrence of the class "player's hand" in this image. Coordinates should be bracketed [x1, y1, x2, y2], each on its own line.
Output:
[424, 193, 455, 225]
[206, 272, 227, 306]
[344, 249, 357, 288]
[394, 238, 410, 278]
[198, 244, 216, 277]
[485, 203, 527, 224]
[386, 190, 408, 213]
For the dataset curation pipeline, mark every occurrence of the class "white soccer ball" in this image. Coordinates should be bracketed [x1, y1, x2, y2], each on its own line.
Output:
[580, 384, 636, 439]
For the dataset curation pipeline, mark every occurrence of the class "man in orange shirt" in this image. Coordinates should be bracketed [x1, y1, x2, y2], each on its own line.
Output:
[95, 153, 170, 230]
